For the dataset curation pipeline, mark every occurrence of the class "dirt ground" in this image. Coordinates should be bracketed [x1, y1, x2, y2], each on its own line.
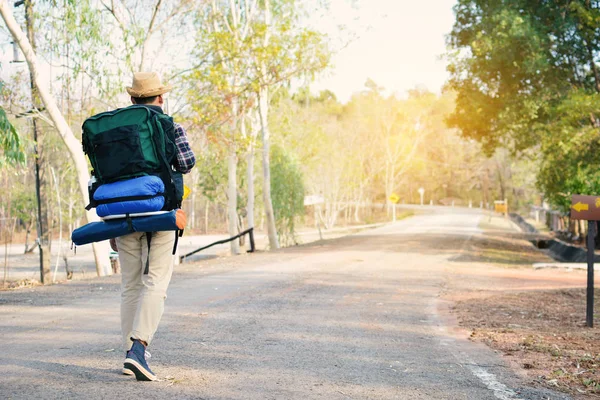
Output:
[445, 217, 600, 398]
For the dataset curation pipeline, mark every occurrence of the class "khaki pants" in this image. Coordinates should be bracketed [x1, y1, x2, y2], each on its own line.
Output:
[116, 231, 175, 351]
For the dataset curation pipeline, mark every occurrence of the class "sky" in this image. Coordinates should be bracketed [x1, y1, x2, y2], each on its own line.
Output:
[312, 0, 457, 102]
[0, 0, 458, 106]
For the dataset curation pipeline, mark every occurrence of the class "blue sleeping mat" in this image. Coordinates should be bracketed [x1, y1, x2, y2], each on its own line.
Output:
[71, 211, 179, 246]
[94, 176, 165, 217]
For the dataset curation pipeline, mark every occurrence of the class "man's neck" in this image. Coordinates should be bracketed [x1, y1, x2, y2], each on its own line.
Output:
[138, 104, 163, 113]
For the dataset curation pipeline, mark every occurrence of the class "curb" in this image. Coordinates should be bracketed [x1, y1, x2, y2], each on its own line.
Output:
[509, 213, 600, 263]
[533, 263, 600, 271]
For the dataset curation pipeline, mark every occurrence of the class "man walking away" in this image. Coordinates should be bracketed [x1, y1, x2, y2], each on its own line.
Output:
[110, 72, 195, 381]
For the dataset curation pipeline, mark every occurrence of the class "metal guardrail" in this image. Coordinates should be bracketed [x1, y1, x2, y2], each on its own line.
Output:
[179, 227, 255, 263]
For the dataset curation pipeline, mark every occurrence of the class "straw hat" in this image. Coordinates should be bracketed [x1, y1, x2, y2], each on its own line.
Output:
[126, 72, 172, 98]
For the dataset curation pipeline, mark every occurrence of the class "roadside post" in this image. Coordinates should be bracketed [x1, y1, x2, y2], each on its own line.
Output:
[570, 194, 597, 328]
[389, 193, 400, 221]
[418, 188, 425, 206]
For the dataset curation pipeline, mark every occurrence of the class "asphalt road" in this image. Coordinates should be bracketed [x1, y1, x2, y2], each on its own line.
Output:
[0, 234, 245, 282]
[0, 208, 571, 399]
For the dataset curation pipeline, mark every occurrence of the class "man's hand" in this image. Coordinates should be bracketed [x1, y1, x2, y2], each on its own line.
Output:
[109, 238, 118, 252]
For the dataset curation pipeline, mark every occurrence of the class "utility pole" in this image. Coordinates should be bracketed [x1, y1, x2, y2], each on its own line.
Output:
[21, 0, 50, 283]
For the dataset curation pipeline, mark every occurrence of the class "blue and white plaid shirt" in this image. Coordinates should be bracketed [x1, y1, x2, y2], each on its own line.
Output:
[173, 123, 195, 173]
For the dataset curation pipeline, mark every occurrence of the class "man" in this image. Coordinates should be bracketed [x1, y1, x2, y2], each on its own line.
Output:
[109, 72, 195, 381]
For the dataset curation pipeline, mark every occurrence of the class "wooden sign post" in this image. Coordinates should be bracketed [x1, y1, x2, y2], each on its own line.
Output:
[570, 195, 598, 328]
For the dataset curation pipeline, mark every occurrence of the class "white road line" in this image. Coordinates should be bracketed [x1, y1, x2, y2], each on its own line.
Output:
[435, 214, 524, 400]
[466, 364, 524, 400]
[437, 323, 524, 400]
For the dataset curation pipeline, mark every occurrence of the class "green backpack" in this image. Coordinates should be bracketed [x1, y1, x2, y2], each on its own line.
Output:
[82, 105, 183, 210]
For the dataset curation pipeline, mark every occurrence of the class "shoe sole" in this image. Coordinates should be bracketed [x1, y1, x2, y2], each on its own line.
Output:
[124, 358, 157, 381]
[122, 367, 134, 376]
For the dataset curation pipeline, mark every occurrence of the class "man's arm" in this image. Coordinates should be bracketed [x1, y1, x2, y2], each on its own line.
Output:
[173, 123, 195, 173]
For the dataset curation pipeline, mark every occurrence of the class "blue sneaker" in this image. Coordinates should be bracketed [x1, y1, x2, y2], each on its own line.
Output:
[122, 350, 150, 376]
[124, 340, 157, 381]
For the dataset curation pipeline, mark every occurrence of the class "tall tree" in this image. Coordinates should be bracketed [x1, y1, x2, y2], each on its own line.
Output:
[185, 0, 261, 255]
[0, 0, 112, 277]
[249, 0, 330, 248]
[24, 0, 51, 283]
[447, 0, 600, 208]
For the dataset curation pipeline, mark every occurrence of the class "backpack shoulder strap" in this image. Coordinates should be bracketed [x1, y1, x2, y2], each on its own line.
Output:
[145, 108, 181, 210]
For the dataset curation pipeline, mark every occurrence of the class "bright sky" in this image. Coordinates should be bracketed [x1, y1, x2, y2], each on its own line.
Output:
[0, 0, 457, 107]
[312, 0, 457, 102]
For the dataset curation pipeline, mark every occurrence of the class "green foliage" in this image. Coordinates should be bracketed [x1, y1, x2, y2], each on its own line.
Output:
[40, 0, 123, 101]
[195, 150, 228, 203]
[270, 144, 304, 244]
[184, 0, 331, 134]
[10, 188, 36, 224]
[0, 106, 25, 168]
[537, 91, 600, 211]
[269, 85, 534, 216]
[447, 0, 600, 208]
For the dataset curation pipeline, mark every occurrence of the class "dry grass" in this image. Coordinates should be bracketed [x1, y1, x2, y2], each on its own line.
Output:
[448, 216, 600, 398]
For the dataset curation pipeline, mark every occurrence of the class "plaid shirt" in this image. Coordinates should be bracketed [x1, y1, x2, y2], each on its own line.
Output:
[173, 123, 195, 173]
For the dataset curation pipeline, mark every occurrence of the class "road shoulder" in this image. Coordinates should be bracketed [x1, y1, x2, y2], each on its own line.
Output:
[441, 215, 600, 398]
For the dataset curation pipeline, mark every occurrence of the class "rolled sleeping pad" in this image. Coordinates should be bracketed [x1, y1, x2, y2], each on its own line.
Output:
[94, 175, 165, 218]
[71, 209, 186, 246]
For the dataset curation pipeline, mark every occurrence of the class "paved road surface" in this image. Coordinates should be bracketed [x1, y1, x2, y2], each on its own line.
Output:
[0, 209, 570, 399]
[0, 234, 248, 282]
[1, 225, 374, 282]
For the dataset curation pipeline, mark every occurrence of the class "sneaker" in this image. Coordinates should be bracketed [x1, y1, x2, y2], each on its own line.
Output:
[122, 350, 150, 375]
[122, 352, 134, 375]
[124, 340, 157, 381]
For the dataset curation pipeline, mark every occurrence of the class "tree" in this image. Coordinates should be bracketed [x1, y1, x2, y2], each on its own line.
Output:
[0, 0, 112, 277]
[185, 0, 330, 251]
[249, 0, 330, 248]
[184, 0, 262, 255]
[447, 0, 600, 208]
[270, 144, 304, 244]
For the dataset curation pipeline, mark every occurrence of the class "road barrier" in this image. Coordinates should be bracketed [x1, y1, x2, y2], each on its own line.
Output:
[180, 227, 255, 263]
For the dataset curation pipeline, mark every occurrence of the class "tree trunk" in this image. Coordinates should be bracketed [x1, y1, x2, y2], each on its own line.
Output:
[246, 113, 259, 230]
[50, 167, 63, 282]
[385, 162, 391, 216]
[256, 0, 279, 250]
[24, 0, 51, 283]
[247, 145, 255, 229]
[353, 186, 361, 223]
[204, 199, 209, 234]
[68, 187, 74, 236]
[0, 1, 111, 277]
[496, 161, 506, 201]
[24, 219, 33, 253]
[214, 201, 219, 228]
[354, 200, 361, 223]
[257, 88, 279, 249]
[3, 177, 12, 286]
[227, 150, 240, 255]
